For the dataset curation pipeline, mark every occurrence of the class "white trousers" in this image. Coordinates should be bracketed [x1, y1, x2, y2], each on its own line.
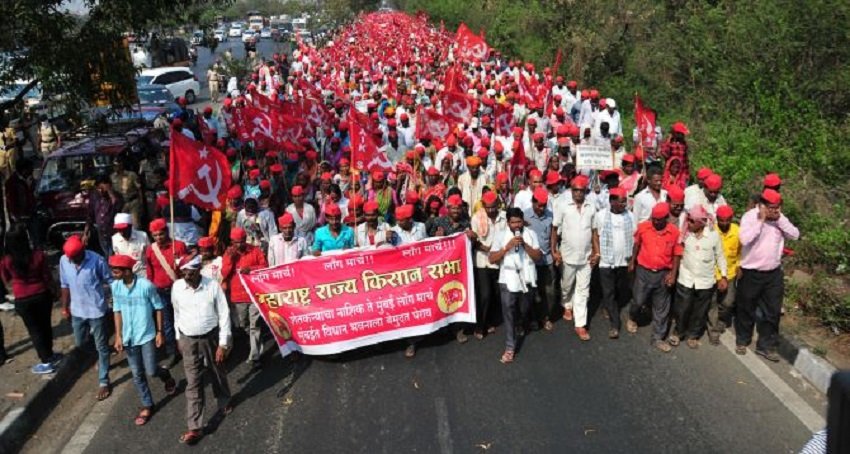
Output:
[561, 262, 591, 327]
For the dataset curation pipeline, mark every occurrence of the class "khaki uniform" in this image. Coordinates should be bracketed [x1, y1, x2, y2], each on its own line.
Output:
[207, 68, 220, 102]
[39, 123, 59, 157]
[112, 171, 142, 227]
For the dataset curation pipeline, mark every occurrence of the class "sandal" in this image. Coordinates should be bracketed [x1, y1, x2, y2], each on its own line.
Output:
[499, 350, 515, 364]
[164, 377, 177, 396]
[543, 320, 554, 332]
[473, 330, 484, 340]
[179, 430, 202, 445]
[668, 335, 680, 347]
[96, 385, 111, 401]
[134, 407, 152, 426]
[735, 345, 747, 355]
[404, 345, 416, 358]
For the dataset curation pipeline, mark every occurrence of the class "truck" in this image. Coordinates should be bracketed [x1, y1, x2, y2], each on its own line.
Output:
[248, 15, 265, 32]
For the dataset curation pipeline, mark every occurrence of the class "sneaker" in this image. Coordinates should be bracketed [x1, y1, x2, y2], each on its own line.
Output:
[0, 302, 14, 311]
[31, 363, 56, 374]
[755, 349, 781, 362]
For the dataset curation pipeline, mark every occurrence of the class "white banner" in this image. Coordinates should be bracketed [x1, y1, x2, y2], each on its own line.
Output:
[575, 145, 615, 170]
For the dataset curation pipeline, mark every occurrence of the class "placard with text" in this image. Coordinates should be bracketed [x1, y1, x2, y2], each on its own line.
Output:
[240, 234, 476, 357]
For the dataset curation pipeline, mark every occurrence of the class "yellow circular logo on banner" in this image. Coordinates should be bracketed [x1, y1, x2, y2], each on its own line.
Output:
[268, 311, 292, 341]
[437, 281, 466, 314]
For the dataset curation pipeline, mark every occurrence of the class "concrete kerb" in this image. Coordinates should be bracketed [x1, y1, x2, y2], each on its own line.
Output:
[778, 332, 839, 395]
[0, 347, 95, 453]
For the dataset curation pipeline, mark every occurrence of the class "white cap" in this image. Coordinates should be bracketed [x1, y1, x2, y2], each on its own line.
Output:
[470, 117, 479, 128]
[179, 255, 201, 270]
[606, 98, 616, 109]
[486, 88, 496, 97]
[113, 213, 132, 228]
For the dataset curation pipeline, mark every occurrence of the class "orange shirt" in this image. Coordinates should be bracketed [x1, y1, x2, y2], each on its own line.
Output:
[634, 221, 681, 270]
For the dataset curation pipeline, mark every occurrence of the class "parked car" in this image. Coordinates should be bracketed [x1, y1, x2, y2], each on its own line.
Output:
[214, 29, 227, 42]
[137, 84, 181, 120]
[36, 126, 163, 251]
[229, 24, 243, 37]
[260, 28, 272, 39]
[190, 31, 204, 46]
[137, 67, 200, 104]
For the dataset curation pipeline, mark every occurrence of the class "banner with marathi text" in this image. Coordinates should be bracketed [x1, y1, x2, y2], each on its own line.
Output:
[240, 234, 476, 357]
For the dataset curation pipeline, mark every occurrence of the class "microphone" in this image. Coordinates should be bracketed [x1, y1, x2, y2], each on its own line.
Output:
[514, 229, 521, 253]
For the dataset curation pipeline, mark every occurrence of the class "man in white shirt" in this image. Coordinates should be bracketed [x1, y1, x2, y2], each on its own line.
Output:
[551, 175, 598, 341]
[355, 201, 392, 247]
[171, 255, 232, 445]
[683, 167, 713, 205]
[670, 205, 728, 349]
[111, 213, 150, 278]
[684, 173, 727, 218]
[198, 237, 223, 283]
[471, 192, 507, 339]
[267, 213, 308, 266]
[488, 207, 543, 364]
[391, 204, 426, 245]
[457, 156, 487, 216]
[632, 166, 667, 222]
[592, 188, 635, 339]
[595, 98, 622, 138]
[513, 169, 543, 212]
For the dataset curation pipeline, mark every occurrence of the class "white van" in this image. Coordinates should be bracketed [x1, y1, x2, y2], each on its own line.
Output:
[137, 67, 201, 104]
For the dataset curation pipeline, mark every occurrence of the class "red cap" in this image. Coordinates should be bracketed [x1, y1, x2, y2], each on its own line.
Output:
[198, 237, 214, 248]
[761, 189, 782, 205]
[494, 141, 504, 153]
[320, 172, 333, 182]
[395, 204, 414, 220]
[426, 166, 440, 176]
[533, 187, 549, 205]
[512, 126, 523, 136]
[149, 218, 167, 233]
[62, 235, 85, 258]
[339, 157, 350, 166]
[567, 80, 578, 88]
[230, 227, 247, 241]
[545, 171, 561, 186]
[278, 213, 295, 227]
[704, 174, 723, 191]
[651, 202, 671, 219]
[249, 169, 261, 179]
[203, 106, 213, 115]
[364, 201, 380, 214]
[763, 173, 782, 187]
[259, 180, 271, 190]
[325, 203, 342, 217]
[696, 167, 713, 180]
[446, 135, 457, 146]
[270, 164, 284, 174]
[481, 191, 498, 205]
[372, 170, 385, 181]
[496, 172, 509, 184]
[527, 117, 537, 125]
[609, 187, 626, 198]
[667, 185, 685, 203]
[671, 121, 690, 135]
[622, 153, 635, 164]
[227, 185, 243, 200]
[108, 254, 136, 269]
[405, 190, 420, 204]
[716, 205, 734, 219]
[447, 194, 463, 207]
[223, 98, 232, 107]
[571, 174, 589, 189]
[306, 150, 318, 161]
[529, 169, 543, 180]
[589, 89, 600, 99]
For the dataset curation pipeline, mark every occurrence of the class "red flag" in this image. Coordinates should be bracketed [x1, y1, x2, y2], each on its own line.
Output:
[441, 91, 475, 125]
[509, 137, 529, 190]
[634, 94, 657, 149]
[494, 103, 515, 136]
[455, 23, 489, 62]
[169, 132, 232, 210]
[348, 109, 392, 172]
[415, 107, 453, 142]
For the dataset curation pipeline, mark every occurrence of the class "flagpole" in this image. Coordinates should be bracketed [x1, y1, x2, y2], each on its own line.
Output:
[168, 132, 177, 260]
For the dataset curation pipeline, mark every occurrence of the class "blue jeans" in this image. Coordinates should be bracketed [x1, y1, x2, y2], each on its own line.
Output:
[72, 316, 110, 386]
[125, 340, 171, 408]
[156, 288, 176, 356]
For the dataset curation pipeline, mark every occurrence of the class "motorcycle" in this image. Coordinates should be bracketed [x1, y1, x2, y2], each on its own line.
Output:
[189, 45, 198, 66]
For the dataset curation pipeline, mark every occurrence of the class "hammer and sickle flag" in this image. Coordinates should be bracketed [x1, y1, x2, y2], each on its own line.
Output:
[169, 132, 232, 210]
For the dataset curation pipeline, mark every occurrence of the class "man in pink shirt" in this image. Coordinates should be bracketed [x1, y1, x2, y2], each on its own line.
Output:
[735, 189, 799, 362]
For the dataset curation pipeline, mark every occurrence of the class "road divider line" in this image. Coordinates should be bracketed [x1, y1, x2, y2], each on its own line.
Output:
[719, 331, 824, 432]
[62, 371, 132, 454]
[435, 397, 454, 454]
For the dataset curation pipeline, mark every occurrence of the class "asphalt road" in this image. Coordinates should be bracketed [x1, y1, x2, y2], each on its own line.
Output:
[79, 318, 813, 454]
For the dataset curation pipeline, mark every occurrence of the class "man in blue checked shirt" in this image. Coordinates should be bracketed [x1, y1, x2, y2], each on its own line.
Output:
[109, 254, 177, 426]
[59, 236, 113, 401]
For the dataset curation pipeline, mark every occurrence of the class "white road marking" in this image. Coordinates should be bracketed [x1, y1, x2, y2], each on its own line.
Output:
[61, 372, 132, 454]
[720, 331, 824, 432]
[435, 397, 453, 454]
